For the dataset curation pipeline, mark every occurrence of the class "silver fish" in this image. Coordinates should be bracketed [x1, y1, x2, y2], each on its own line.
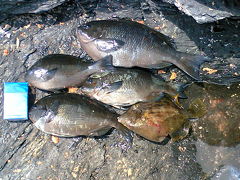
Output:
[79, 68, 186, 108]
[76, 20, 210, 80]
[29, 93, 132, 143]
[25, 54, 114, 91]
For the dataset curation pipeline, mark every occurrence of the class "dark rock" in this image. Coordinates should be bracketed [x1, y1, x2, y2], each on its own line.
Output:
[0, 0, 240, 179]
[180, 82, 240, 179]
[195, 141, 240, 180]
[162, 0, 240, 23]
[0, 0, 68, 22]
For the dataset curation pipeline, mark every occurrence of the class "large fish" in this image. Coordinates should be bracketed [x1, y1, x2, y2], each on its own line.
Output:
[118, 97, 206, 143]
[29, 93, 132, 143]
[76, 20, 210, 80]
[25, 54, 114, 91]
[78, 68, 186, 108]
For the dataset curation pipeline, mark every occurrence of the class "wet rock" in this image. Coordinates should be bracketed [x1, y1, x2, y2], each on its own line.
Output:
[183, 82, 240, 147]
[195, 140, 240, 179]
[0, 0, 240, 179]
[163, 0, 240, 23]
[181, 82, 240, 179]
[0, 0, 68, 23]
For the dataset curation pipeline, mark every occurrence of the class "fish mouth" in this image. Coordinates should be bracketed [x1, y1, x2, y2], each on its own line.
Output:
[76, 27, 96, 43]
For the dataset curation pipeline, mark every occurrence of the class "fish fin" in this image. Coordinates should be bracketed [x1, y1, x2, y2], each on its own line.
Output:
[176, 53, 211, 80]
[156, 32, 176, 49]
[170, 121, 190, 142]
[90, 72, 111, 78]
[50, 100, 60, 112]
[39, 68, 58, 81]
[44, 100, 60, 123]
[95, 38, 125, 53]
[114, 122, 133, 145]
[188, 98, 207, 118]
[42, 109, 55, 123]
[68, 137, 84, 150]
[171, 82, 192, 99]
[161, 94, 184, 109]
[88, 127, 112, 137]
[89, 55, 115, 72]
[172, 94, 184, 109]
[102, 81, 123, 93]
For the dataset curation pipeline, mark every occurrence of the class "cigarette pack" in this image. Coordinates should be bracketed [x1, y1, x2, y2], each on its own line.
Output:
[3, 82, 28, 121]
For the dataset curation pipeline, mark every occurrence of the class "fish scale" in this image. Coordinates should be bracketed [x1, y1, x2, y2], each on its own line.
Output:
[79, 68, 184, 108]
[25, 54, 114, 91]
[76, 19, 210, 80]
[29, 93, 132, 143]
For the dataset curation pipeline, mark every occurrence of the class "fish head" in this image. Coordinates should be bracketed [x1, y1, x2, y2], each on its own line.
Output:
[76, 21, 108, 43]
[76, 21, 111, 60]
[25, 65, 57, 84]
[76, 23, 97, 43]
[29, 103, 56, 130]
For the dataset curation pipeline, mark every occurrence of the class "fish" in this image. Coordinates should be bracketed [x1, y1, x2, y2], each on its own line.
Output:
[78, 68, 187, 108]
[29, 93, 132, 143]
[76, 19, 210, 80]
[118, 97, 206, 143]
[25, 54, 114, 91]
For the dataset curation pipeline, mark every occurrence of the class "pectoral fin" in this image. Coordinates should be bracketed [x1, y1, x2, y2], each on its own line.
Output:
[95, 38, 125, 53]
[170, 121, 190, 142]
[102, 81, 123, 94]
[44, 100, 60, 123]
[43, 68, 58, 81]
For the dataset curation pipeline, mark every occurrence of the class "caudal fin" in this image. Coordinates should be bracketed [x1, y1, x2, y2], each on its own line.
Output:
[176, 52, 211, 80]
[188, 98, 207, 119]
[114, 122, 133, 145]
[89, 55, 115, 72]
[171, 82, 192, 99]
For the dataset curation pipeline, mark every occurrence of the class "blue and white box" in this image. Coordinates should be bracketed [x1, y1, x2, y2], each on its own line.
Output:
[3, 82, 28, 120]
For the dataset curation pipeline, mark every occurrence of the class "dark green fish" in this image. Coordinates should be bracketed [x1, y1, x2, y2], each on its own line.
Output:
[79, 68, 186, 108]
[29, 93, 132, 143]
[25, 54, 113, 91]
[76, 20, 210, 80]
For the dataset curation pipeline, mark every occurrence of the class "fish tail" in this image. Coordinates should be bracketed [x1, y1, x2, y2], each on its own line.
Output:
[114, 122, 133, 145]
[89, 55, 115, 72]
[188, 98, 207, 119]
[171, 82, 192, 99]
[176, 52, 211, 80]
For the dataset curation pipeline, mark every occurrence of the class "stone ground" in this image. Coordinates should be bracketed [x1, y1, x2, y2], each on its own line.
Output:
[0, 0, 240, 179]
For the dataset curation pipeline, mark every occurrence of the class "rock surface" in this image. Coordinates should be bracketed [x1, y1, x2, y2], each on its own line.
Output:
[1, 0, 240, 24]
[0, 0, 240, 179]
[163, 0, 240, 23]
[182, 82, 240, 180]
[0, 0, 69, 23]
